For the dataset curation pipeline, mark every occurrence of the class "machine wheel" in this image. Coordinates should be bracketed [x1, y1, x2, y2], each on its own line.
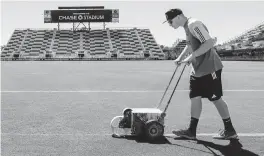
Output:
[144, 120, 164, 141]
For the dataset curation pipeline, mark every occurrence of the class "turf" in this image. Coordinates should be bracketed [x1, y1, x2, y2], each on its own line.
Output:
[1, 60, 264, 156]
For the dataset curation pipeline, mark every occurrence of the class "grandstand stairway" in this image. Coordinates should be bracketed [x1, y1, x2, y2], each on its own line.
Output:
[106, 28, 114, 52]
[13, 29, 29, 58]
[134, 28, 146, 53]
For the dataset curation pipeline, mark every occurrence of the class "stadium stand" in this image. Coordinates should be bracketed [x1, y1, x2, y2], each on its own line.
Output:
[137, 29, 164, 58]
[2, 29, 26, 58]
[221, 22, 264, 47]
[216, 22, 264, 60]
[165, 22, 264, 61]
[164, 39, 187, 60]
[172, 39, 186, 55]
[1, 28, 165, 60]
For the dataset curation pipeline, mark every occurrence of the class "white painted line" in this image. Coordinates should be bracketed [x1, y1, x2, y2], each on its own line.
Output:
[166, 133, 264, 137]
[127, 71, 172, 73]
[0, 90, 162, 93]
[12, 72, 48, 75]
[1, 133, 111, 136]
[1, 90, 264, 93]
[224, 90, 264, 92]
[2, 133, 264, 137]
[29, 72, 48, 75]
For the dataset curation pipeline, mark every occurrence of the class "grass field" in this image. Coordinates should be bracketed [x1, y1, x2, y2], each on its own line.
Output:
[1, 60, 264, 156]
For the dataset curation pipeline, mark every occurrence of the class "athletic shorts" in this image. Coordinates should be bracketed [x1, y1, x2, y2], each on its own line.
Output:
[189, 69, 223, 101]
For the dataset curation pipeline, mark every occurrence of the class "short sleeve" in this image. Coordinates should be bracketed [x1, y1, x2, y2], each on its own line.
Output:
[189, 21, 212, 43]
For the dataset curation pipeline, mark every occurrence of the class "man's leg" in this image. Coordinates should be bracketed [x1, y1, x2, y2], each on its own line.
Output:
[191, 96, 202, 119]
[172, 97, 202, 140]
[172, 72, 205, 140]
[189, 96, 202, 134]
[212, 97, 231, 119]
[207, 69, 238, 139]
[212, 97, 238, 139]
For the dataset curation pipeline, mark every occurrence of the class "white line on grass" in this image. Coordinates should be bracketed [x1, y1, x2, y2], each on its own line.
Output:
[2, 133, 264, 137]
[167, 133, 264, 137]
[30, 72, 48, 75]
[1, 90, 264, 93]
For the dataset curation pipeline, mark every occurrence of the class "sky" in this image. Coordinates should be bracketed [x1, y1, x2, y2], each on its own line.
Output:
[1, 0, 264, 47]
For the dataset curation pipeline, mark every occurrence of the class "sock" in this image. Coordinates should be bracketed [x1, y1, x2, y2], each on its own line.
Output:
[188, 117, 199, 135]
[223, 117, 235, 132]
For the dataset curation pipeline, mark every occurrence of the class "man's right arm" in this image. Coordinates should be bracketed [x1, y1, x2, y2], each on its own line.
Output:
[176, 45, 192, 60]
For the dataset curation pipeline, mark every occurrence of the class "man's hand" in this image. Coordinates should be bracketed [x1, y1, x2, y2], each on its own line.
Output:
[174, 57, 182, 66]
[174, 45, 192, 66]
[181, 54, 195, 64]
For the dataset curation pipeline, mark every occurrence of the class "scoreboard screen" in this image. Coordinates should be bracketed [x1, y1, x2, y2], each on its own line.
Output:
[44, 9, 119, 23]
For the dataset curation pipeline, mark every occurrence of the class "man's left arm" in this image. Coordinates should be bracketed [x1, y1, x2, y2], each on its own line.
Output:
[190, 21, 216, 57]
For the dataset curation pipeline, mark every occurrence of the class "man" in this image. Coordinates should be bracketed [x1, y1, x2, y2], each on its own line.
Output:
[163, 8, 238, 140]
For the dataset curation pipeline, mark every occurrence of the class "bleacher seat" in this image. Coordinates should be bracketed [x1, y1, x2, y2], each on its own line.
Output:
[137, 29, 164, 58]
[1, 28, 165, 60]
[1, 30, 26, 58]
[222, 22, 264, 47]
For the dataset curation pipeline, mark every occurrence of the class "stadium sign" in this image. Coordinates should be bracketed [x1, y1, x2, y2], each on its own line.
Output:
[44, 9, 119, 23]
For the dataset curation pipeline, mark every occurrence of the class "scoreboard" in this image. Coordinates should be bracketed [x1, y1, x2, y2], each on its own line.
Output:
[44, 9, 119, 23]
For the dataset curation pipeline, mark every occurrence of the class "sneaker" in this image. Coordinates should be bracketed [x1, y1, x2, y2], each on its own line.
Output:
[213, 129, 238, 140]
[172, 128, 197, 140]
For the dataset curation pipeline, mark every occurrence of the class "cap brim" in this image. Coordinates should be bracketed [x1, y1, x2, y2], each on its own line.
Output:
[162, 20, 168, 24]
